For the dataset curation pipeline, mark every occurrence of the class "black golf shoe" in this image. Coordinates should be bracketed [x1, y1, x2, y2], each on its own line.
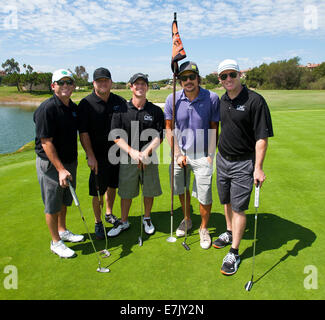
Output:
[221, 252, 241, 276]
[95, 222, 105, 240]
[105, 213, 118, 225]
[213, 231, 232, 249]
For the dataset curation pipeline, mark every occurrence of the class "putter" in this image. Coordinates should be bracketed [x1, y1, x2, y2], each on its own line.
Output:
[68, 180, 110, 273]
[245, 182, 260, 291]
[138, 163, 144, 247]
[94, 172, 110, 258]
[181, 164, 190, 251]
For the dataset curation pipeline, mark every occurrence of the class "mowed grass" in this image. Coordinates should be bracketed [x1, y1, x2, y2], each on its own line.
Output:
[0, 90, 325, 301]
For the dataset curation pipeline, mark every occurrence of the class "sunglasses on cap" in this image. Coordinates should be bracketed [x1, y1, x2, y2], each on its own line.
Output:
[56, 79, 74, 86]
[220, 72, 238, 81]
[179, 74, 197, 82]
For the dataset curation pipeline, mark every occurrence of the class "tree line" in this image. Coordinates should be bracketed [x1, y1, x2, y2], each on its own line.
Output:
[1, 57, 324, 92]
[0, 58, 90, 92]
[245, 57, 325, 90]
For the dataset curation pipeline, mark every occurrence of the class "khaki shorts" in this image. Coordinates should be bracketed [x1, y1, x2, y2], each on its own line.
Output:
[169, 156, 213, 205]
[118, 163, 162, 199]
[36, 156, 77, 214]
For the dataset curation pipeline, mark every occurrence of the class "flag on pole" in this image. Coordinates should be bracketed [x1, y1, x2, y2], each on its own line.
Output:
[171, 12, 186, 75]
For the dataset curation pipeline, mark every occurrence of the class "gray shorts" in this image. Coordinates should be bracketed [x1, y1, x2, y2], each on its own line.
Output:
[36, 156, 77, 214]
[118, 163, 162, 199]
[216, 152, 254, 213]
[170, 156, 213, 205]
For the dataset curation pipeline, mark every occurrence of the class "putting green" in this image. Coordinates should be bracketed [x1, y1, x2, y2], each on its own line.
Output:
[0, 97, 324, 301]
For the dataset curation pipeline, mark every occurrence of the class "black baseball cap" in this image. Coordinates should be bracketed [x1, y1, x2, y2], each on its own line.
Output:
[179, 61, 199, 75]
[129, 73, 149, 85]
[93, 67, 111, 81]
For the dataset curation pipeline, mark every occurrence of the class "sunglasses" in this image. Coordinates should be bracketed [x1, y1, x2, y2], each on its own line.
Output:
[220, 72, 238, 81]
[179, 74, 197, 82]
[56, 79, 74, 86]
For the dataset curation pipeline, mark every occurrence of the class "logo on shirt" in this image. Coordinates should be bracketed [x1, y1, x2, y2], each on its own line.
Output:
[235, 105, 246, 111]
[144, 115, 153, 121]
[113, 105, 120, 111]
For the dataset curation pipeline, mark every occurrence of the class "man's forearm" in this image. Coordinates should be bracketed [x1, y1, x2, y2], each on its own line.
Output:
[41, 138, 64, 172]
[79, 132, 95, 159]
[255, 138, 268, 170]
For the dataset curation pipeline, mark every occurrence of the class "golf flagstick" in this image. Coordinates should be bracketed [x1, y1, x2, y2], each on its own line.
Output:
[68, 180, 110, 273]
[94, 172, 110, 258]
[245, 182, 260, 291]
[167, 64, 177, 244]
[167, 12, 186, 244]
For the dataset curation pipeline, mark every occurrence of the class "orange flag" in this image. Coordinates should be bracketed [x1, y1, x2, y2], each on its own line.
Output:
[171, 12, 186, 75]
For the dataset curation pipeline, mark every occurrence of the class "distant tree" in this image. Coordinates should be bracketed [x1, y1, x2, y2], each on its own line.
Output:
[205, 73, 219, 85]
[2, 72, 21, 91]
[267, 57, 302, 89]
[35, 72, 53, 92]
[23, 64, 34, 74]
[246, 57, 302, 89]
[312, 62, 325, 80]
[246, 63, 268, 88]
[1, 58, 20, 74]
[74, 66, 89, 86]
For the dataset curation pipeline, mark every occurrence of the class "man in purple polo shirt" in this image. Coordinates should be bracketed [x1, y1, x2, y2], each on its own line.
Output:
[165, 61, 220, 249]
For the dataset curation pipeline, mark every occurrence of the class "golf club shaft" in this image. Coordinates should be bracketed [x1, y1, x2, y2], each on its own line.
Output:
[94, 172, 109, 252]
[251, 183, 260, 281]
[183, 164, 187, 241]
[68, 180, 102, 267]
[140, 163, 144, 243]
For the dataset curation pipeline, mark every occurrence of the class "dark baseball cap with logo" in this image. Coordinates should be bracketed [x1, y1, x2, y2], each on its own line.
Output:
[179, 61, 199, 75]
[93, 67, 111, 81]
[129, 73, 149, 85]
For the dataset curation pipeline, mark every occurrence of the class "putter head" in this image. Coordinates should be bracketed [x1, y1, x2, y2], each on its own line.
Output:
[166, 236, 177, 243]
[244, 281, 253, 291]
[138, 236, 143, 247]
[97, 267, 110, 273]
[100, 249, 111, 258]
[182, 241, 190, 251]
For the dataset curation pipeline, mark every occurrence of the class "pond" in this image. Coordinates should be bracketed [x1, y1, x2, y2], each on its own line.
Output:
[0, 105, 35, 154]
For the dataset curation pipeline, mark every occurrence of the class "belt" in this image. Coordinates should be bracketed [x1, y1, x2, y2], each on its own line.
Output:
[221, 152, 255, 162]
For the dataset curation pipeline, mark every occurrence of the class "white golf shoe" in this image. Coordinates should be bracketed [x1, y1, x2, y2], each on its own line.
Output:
[51, 240, 76, 258]
[107, 221, 130, 237]
[143, 218, 155, 235]
[59, 229, 84, 243]
[199, 228, 211, 249]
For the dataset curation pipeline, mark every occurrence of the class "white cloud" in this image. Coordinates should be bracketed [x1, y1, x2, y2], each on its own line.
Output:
[1, 0, 324, 53]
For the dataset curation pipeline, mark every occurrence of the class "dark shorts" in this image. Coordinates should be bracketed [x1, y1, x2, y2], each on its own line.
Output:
[36, 156, 77, 214]
[89, 161, 119, 196]
[216, 152, 254, 213]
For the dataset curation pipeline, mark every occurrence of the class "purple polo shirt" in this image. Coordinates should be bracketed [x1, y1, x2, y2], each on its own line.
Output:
[164, 87, 220, 156]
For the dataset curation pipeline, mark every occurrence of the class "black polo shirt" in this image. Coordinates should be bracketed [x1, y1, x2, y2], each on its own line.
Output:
[33, 94, 78, 163]
[111, 99, 165, 151]
[218, 85, 274, 157]
[78, 91, 127, 160]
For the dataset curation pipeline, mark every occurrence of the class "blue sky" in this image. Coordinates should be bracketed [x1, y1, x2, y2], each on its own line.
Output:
[0, 0, 324, 81]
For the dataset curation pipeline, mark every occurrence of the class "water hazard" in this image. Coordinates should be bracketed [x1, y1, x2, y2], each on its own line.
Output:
[0, 105, 35, 154]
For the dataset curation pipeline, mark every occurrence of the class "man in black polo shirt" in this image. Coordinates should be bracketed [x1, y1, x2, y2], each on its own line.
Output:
[34, 68, 84, 259]
[214, 59, 273, 275]
[78, 67, 126, 239]
[107, 73, 164, 237]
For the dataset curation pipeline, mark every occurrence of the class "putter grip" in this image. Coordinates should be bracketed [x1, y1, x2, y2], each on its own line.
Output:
[68, 180, 80, 206]
[254, 185, 260, 208]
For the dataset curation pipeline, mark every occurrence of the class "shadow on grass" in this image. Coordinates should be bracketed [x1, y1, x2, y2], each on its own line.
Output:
[70, 210, 316, 279]
[241, 213, 316, 283]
